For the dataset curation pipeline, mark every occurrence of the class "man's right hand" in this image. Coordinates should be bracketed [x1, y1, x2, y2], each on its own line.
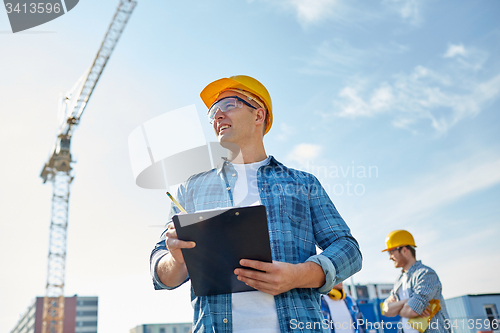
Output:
[165, 221, 196, 264]
[156, 220, 196, 288]
[420, 306, 432, 317]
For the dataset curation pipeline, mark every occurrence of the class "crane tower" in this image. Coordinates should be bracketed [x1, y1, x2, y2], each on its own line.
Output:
[39, 1, 136, 332]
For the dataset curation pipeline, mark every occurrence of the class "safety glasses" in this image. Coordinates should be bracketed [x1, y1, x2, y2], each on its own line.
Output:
[207, 96, 257, 124]
[388, 247, 403, 255]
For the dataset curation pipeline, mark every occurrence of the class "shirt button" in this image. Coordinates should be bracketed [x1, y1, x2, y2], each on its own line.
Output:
[232, 173, 236, 177]
[223, 318, 228, 324]
[226, 187, 231, 191]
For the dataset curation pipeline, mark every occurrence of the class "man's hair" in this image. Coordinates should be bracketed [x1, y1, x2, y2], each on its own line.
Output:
[262, 110, 268, 136]
[242, 90, 268, 136]
[245, 102, 267, 136]
[403, 245, 416, 259]
[246, 99, 268, 136]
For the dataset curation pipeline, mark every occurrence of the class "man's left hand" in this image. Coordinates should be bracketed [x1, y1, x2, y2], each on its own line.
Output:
[234, 259, 324, 296]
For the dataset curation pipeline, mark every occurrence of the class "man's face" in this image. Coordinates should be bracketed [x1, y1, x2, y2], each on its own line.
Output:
[210, 90, 261, 144]
[388, 247, 407, 268]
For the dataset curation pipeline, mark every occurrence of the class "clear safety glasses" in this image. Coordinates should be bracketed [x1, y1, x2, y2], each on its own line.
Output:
[388, 247, 403, 255]
[207, 96, 257, 124]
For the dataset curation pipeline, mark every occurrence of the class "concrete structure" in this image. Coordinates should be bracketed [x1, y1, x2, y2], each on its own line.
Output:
[130, 323, 192, 333]
[445, 294, 500, 333]
[10, 295, 98, 333]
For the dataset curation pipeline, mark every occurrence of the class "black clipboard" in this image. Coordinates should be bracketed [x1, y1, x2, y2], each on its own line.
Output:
[172, 205, 272, 296]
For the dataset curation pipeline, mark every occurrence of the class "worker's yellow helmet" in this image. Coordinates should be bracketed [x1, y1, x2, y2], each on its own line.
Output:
[200, 75, 273, 135]
[382, 230, 417, 252]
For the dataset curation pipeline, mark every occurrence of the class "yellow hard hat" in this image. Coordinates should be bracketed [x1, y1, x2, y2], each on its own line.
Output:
[200, 75, 273, 135]
[382, 230, 417, 252]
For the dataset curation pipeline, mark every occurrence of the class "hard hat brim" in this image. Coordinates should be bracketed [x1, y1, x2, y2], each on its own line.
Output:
[381, 245, 417, 252]
[200, 78, 242, 110]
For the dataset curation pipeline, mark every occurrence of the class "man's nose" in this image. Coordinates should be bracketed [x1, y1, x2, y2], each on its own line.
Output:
[214, 108, 225, 120]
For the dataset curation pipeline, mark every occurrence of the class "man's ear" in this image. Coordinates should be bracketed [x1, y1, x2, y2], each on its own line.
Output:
[254, 108, 266, 125]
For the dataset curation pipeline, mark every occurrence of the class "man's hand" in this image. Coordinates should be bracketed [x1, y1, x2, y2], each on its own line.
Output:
[165, 221, 195, 264]
[234, 260, 325, 296]
[156, 221, 195, 288]
[421, 306, 432, 317]
[382, 295, 398, 314]
[383, 298, 408, 317]
[386, 295, 397, 303]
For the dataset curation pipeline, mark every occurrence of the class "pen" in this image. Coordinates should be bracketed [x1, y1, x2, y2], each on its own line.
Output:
[166, 192, 187, 213]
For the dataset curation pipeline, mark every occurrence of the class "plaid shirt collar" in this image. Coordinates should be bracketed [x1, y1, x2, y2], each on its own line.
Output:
[216, 155, 281, 175]
[401, 260, 422, 275]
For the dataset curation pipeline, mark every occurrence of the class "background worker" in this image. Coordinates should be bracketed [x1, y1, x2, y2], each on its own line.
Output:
[321, 282, 366, 333]
[150, 75, 362, 332]
[382, 230, 451, 333]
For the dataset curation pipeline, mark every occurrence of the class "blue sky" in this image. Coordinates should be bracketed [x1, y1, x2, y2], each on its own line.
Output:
[1, 0, 499, 332]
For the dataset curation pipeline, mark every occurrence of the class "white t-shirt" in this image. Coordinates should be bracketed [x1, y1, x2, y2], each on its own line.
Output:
[398, 273, 420, 333]
[323, 296, 355, 333]
[231, 157, 280, 333]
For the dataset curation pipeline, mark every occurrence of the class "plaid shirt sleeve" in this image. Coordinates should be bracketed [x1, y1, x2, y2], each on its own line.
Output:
[304, 173, 363, 294]
[387, 274, 403, 302]
[407, 267, 441, 315]
[150, 184, 187, 291]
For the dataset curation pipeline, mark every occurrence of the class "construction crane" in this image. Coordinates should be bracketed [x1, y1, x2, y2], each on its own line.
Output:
[39, 1, 136, 332]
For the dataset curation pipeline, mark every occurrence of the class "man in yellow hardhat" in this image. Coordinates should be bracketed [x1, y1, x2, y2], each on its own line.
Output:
[382, 230, 450, 333]
[150, 75, 362, 332]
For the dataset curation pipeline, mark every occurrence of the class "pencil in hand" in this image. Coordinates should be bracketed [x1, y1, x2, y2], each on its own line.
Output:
[166, 192, 187, 213]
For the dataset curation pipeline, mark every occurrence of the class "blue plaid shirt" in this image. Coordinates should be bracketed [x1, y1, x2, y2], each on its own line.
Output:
[150, 156, 362, 332]
[388, 260, 451, 333]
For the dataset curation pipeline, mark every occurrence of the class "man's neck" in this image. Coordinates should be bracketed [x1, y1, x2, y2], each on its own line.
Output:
[226, 141, 267, 164]
[402, 257, 417, 273]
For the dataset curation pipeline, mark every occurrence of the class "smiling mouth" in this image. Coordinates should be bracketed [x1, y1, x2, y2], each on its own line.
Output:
[219, 125, 231, 134]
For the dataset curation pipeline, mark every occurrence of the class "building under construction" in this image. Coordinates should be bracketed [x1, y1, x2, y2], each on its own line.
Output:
[10, 296, 98, 333]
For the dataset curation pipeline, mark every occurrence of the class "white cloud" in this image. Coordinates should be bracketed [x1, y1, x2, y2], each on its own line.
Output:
[443, 43, 488, 71]
[370, 84, 395, 110]
[287, 143, 322, 163]
[251, 0, 340, 26]
[337, 83, 394, 117]
[444, 43, 467, 58]
[287, 0, 338, 25]
[253, 0, 426, 28]
[337, 86, 369, 117]
[333, 45, 500, 133]
[383, 0, 422, 25]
